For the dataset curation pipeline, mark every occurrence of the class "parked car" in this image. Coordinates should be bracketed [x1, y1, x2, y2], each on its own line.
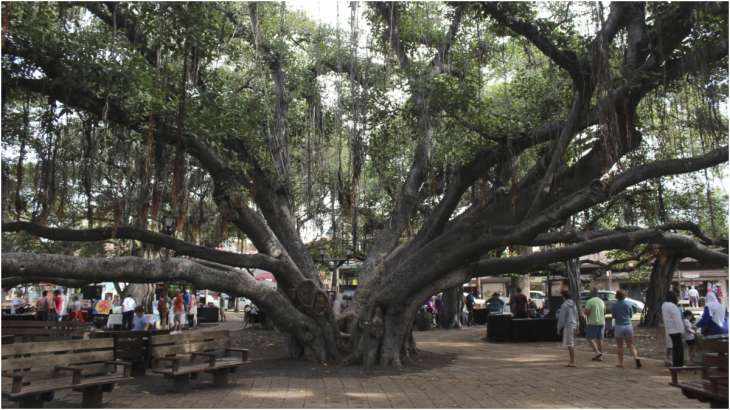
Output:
[580, 290, 644, 315]
[529, 291, 545, 310]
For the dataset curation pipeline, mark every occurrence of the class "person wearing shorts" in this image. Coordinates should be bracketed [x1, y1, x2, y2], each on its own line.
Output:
[612, 290, 642, 368]
[557, 289, 578, 367]
[584, 288, 605, 361]
[172, 290, 185, 331]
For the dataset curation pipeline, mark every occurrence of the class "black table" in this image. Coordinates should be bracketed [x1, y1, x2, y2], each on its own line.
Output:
[474, 308, 488, 325]
[197, 307, 219, 323]
[486, 314, 512, 342]
[486, 315, 560, 342]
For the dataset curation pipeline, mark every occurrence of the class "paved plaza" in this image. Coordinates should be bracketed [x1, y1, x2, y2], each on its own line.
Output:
[3, 325, 703, 408]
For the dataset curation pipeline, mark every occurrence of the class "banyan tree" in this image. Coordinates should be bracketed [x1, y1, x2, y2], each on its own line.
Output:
[2, 2, 728, 368]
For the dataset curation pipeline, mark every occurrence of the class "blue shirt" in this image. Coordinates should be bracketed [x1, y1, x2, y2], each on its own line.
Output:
[612, 300, 633, 326]
[132, 314, 150, 331]
[183, 293, 191, 305]
[487, 297, 505, 313]
[696, 306, 729, 337]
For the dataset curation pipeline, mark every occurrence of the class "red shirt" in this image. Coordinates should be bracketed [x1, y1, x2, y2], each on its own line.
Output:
[173, 295, 184, 313]
[510, 293, 528, 316]
[54, 295, 64, 314]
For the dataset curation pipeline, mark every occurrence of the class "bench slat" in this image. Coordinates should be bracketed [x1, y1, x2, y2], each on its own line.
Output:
[151, 339, 230, 358]
[1, 338, 113, 356]
[150, 330, 229, 346]
[1, 321, 91, 329]
[5, 374, 131, 398]
[702, 339, 728, 353]
[3, 351, 115, 371]
[702, 354, 728, 369]
[150, 359, 243, 376]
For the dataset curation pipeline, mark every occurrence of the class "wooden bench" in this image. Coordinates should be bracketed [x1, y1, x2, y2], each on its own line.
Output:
[1, 338, 132, 408]
[90, 329, 171, 376]
[1, 320, 93, 342]
[670, 338, 728, 408]
[149, 330, 248, 391]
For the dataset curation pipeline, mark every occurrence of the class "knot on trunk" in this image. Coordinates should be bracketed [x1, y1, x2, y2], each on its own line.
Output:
[295, 279, 330, 316]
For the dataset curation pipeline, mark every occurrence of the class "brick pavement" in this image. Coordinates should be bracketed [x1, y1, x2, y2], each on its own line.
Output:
[2, 326, 703, 408]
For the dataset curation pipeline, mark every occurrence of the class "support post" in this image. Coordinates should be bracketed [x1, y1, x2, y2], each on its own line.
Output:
[81, 386, 104, 408]
[172, 375, 190, 392]
[18, 395, 44, 409]
[212, 369, 230, 386]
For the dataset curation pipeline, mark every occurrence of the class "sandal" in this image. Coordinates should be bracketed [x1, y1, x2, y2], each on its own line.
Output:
[591, 354, 603, 361]
[616, 364, 624, 368]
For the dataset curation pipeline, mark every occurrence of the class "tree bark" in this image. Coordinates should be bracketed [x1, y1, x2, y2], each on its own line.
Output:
[438, 286, 463, 329]
[642, 250, 679, 327]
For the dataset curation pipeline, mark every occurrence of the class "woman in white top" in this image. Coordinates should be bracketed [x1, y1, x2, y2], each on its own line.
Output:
[662, 291, 685, 367]
[189, 295, 197, 328]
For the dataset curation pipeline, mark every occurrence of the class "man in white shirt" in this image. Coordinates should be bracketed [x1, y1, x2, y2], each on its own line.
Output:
[122, 295, 136, 330]
[688, 286, 700, 307]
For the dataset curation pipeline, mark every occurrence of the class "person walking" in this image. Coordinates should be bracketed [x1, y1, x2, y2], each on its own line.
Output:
[510, 288, 528, 319]
[173, 290, 185, 331]
[157, 296, 169, 329]
[122, 295, 136, 330]
[52, 290, 64, 322]
[189, 293, 198, 328]
[465, 291, 476, 326]
[183, 289, 191, 321]
[688, 286, 699, 308]
[662, 291, 685, 367]
[70, 296, 83, 321]
[557, 288, 578, 367]
[613, 290, 642, 368]
[695, 292, 729, 339]
[219, 293, 227, 322]
[58, 290, 68, 321]
[434, 294, 443, 326]
[46, 290, 55, 320]
[35, 290, 49, 321]
[584, 288, 605, 361]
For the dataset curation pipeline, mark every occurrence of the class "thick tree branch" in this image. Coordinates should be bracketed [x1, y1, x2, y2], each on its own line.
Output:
[608, 146, 729, 195]
[473, 231, 728, 277]
[1, 252, 326, 353]
[481, 2, 582, 81]
[2, 221, 286, 273]
[376, 145, 729, 304]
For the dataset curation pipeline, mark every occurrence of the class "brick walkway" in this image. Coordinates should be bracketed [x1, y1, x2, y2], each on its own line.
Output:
[3, 325, 702, 408]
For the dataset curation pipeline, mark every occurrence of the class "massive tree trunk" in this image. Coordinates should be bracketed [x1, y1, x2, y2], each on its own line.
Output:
[438, 286, 463, 329]
[122, 283, 156, 312]
[642, 249, 680, 327]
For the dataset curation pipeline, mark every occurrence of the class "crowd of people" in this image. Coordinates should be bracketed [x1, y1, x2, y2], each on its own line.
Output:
[3, 287, 242, 333]
[556, 286, 728, 368]
[31, 289, 85, 321]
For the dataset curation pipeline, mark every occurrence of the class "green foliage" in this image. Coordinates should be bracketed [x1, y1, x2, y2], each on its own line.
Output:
[1, 1, 727, 260]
